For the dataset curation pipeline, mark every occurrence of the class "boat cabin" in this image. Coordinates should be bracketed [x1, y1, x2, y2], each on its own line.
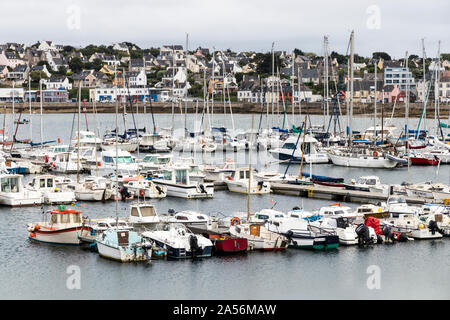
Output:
[162, 167, 191, 185]
[49, 208, 83, 226]
[128, 203, 160, 224]
[29, 175, 56, 190]
[0, 174, 22, 193]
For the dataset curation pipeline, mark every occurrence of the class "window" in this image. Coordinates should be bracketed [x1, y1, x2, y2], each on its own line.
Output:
[140, 206, 156, 217]
[163, 170, 172, 180]
[40, 179, 46, 188]
[61, 213, 70, 223]
[175, 169, 187, 184]
[50, 214, 58, 224]
[130, 207, 139, 217]
[72, 213, 81, 223]
[47, 179, 53, 188]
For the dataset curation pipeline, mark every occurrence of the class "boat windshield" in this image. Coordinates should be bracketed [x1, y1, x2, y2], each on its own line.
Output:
[1, 177, 19, 193]
[140, 206, 156, 217]
[157, 157, 171, 164]
[283, 143, 297, 150]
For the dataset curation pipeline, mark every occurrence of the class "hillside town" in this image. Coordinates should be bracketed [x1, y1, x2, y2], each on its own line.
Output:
[0, 40, 449, 106]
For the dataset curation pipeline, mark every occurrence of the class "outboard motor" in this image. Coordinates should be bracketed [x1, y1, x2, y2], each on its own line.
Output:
[199, 184, 207, 194]
[257, 181, 264, 191]
[155, 185, 165, 195]
[168, 208, 176, 216]
[189, 235, 199, 258]
[382, 225, 395, 242]
[355, 223, 372, 247]
[119, 186, 131, 202]
[428, 220, 444, 236]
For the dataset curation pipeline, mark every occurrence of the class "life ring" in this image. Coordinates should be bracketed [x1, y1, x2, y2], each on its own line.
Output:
[139, 189, 145, 197]
[230, 217, 241, 226]
[373, 151, 378, 157]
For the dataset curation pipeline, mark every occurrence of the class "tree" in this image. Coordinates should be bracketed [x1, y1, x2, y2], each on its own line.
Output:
[69, 57, 84, 73]
[294, 48, 304, 56]
[130, 50, 143, 59]
[330, 51, 347, 65]
[84, 58, 103, 71]
[55, 66, 68, 76]
[441, 53, 450, 61]
[372, 52, 391, 61]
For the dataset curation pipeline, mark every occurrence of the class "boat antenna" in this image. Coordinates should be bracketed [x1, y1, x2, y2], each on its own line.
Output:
[247, 114, 255, 221]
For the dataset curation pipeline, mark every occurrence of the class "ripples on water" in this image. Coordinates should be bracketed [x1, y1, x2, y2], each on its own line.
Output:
[0, 114, 449, 299]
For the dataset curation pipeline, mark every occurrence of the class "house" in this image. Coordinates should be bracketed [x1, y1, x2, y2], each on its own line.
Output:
[299, 68, 320, 85]
[349, 80, 383, 103]
[382, 85, 401, 103]
[38, 41, 57, 52]
[0, 65, 8, 79]
[36, 89, 69, 102]
[103, 55, 120, 67]
[44, 77, 72, 90]
[7, 64, 30, 84]
[99, 64, 115, 75]
[72, 70, 105, 88]
[384, 66, 415, 91]
[194, 47, 210, 58]
[0, 50, 23, 69]
[0, 88, 25, 102]
[112, 42, 129, 53]
[129, 58, 145, 72]
[124, 70, 147, 87]
[30, 65, 52, 78]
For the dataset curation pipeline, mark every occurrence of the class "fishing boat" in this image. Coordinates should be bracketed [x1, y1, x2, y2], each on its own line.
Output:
[97, 228, 153, 262]
[203, 159, 236, 182]
[67, 176, 112, 201]
[27, 175, 76, 204]
[226, 167, 271, 194]
[0, 174, 42, 206]
[142, 223, 213, 259]
[328, 148, 399, 168]
[27, 206, 90, 245]
[50, 152, 82, 174]
[229, 222, 288, 251]
[153, 166, 214, 199]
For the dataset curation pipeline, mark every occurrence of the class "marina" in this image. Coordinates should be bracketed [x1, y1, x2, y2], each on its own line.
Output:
[0, 110, 448, 300]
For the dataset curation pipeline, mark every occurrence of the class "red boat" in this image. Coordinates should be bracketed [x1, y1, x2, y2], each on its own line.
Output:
[405, 141, 427, 150]
[206, 234, 248, 254]
[410, 156, 439, 166]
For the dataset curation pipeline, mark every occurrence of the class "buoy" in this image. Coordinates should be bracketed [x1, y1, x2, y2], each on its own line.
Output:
[34, 224, 40, 230]
[373, 151, 378, 157]
[139, 189, 145, 197]
[29, 232, 36, 238]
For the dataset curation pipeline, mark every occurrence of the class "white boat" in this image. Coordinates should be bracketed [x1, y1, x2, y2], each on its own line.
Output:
[101, 138, 139, 153]
[124, 178, 167, 199]
[97, 228, 153, 262]
[385, 196, 424, 217]
[226, 167, 271, 194]
[269, 135, 329, 164]
[27, 207, 89, 245]
[0, 174, 42, 206]
[382, 214, 443, 240]
[27, 175, 76, 204]
[67, 176, 112, 201]
[203, 159, 236, 182]
[344, 176, 383, 192]
[328, 148, 399, 168]
[142, 223, 213, 259]
[139, 133, 171, 152]
[164, 210, 210, 229]
[128, 202, 162, 226]
[72, 131, 103, 150]
[229, 222, 288, 251]
[153, 166, 214, 199]
[97, 149, 139, 175]
[259, 209, 341, 250]
[51, 152, 82, 173]
[138, 154, 173, 171]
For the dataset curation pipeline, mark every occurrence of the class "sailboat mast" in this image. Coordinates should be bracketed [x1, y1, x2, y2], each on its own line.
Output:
[247, 115, 254, 221]
[28, 75, 32, 142]
[77, 83, 81, 184]
[405, 52, 409, 140]
[271, 42, 275, 128]
[39, 79, 43, 148]
[348, 31, 354, 147]
[374, 59, 377, 143]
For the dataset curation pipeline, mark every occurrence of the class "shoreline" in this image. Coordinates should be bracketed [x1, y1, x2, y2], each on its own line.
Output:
[1, 101, 449, 118]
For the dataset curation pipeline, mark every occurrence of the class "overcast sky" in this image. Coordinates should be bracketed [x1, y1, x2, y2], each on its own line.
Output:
[1, 0, 448, 58]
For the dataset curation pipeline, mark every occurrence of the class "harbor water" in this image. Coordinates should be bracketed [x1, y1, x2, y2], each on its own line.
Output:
[0, 113, 449, 299]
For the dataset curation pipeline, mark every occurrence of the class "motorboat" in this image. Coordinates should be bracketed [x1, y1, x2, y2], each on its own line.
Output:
[269, 135, 329, 164]
[72, 131, 103, 150]
[27, 207, 90, 245]
[124, 178, 167, 199]
[97, 228, 153, 262]
[139, 133, 171, 152]
[344, 176, 383, 192]
[127, 202, 162, 227]
[163, 210, 210, 229]
[226, 167, 271, 194]
[97, 150, 139, 176]
[203, 159, 235, 182]
[142, 223, 213, 259]
[153, 166, 214, 199]
[138, 154, 173, 171]
[27, 175, 76, 204]
[67, 176, 112, 201]
[0, 174, 42, 206]
[229, 221, 289, 251]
